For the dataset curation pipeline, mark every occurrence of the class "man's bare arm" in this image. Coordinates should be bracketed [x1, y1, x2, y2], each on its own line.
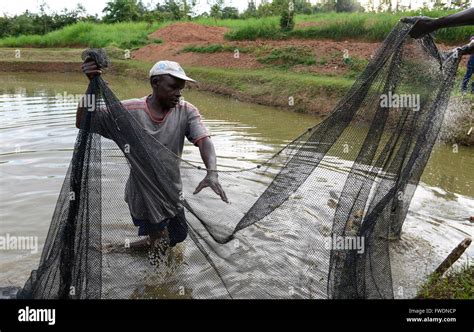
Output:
[431, 8, 474, 30]
[193, 137, 229, 203]
[403, 8, 474, 39]
[197, 137, 217, 171]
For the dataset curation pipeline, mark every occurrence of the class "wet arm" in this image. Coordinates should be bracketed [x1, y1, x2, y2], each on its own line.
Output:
[404, 8, 474, 38]
[431, 8, 474, 30]
[196, 137, 217, 173]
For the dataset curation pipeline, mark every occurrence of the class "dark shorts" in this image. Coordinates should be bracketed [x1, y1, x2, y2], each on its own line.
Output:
[131, 209, 188, 247]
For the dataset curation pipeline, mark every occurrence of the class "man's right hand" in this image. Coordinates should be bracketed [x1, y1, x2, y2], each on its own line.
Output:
[82, 60, 102, 80]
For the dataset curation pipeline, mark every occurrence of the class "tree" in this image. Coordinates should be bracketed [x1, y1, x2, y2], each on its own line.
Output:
[321, 0, 337, 12]
[336, 0, 359, 12]
[242, 0, 258, 18]
[52, 4, 90, 29]
[0, 3, 97, 38]
[366, 0, 375, 12]
[209, 0, 224, 19]
[449, 0, 471, 9]
[102, 0, 144, 23]
[162, 0, 196, 20]
[163, 0, 182, 20]
[280, 9, 294, 31]
[278, 0, 294, 32]
[38, 2, 54, 34]
[257, 1, 278, 17]
[293, 0, 313, 14]
[222, 7, 239, 19]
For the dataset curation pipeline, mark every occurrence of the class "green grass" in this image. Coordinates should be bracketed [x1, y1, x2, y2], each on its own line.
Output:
[0, 21, 166, 49]
[344, 57, 369, 79]
[223, 10, 474, 44]
[224, 20, 282, 41]
[417, 264, 474, 299]
[181, 44, 250, 53]
[194, 16, 280, 30]
[257, 46, 316, 68]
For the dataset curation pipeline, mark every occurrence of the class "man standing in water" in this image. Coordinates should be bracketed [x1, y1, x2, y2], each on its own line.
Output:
[77, 60, 228, 254]
[461, 36, 474, 94]
[407, 10, 474, 93]
[403, 8, 473, 222]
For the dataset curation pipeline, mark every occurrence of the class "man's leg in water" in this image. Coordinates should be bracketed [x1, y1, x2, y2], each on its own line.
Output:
[130, 209, 188, 251]
[130, 217, 170, 251]
[167, 208, 188, 247]
[461, 66, 473, 92]
[147, 210, 188, 265]
[149, 227, 170, 254]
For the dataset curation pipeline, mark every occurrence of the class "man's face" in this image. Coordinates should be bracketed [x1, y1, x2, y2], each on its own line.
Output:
[151, 74, 186, 110]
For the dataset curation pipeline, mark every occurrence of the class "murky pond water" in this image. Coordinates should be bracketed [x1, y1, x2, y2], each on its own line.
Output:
[0, 72, 472, 298]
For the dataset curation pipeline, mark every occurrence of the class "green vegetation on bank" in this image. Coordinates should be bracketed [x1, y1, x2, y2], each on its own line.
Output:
[417, 264, 474, 299]
[222, 11, 474, 44]
[187, 65, 352, 93]
[181, 44, 250, 53]
[0, 21, 165, 49]
[257, 46, 316, 67]
[1, 10, 473, 49]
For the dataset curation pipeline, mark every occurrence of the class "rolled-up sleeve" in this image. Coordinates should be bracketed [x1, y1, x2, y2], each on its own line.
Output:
[185, 102, 210, 146]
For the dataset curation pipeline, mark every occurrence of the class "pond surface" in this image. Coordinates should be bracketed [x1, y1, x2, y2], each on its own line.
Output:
[0, 72, 472, 298]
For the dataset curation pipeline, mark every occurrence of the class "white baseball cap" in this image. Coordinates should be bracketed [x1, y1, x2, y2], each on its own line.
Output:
[149, 60, 196, 82]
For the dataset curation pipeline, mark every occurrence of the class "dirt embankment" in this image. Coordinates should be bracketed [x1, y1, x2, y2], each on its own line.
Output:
[132, 22, 380, 74]
[132, 22, 468, 75]
[133, 23, 260, 69]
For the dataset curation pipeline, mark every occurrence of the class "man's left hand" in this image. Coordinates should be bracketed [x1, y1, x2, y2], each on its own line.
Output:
[458, 41, 474, 56]
[193, 172, 229, 203]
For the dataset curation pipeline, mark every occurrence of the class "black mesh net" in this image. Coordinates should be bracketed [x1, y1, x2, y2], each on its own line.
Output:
[17, 21, 461, 299]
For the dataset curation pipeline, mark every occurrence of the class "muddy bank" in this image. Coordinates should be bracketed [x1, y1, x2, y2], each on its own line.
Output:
[0, 60, 80, 73]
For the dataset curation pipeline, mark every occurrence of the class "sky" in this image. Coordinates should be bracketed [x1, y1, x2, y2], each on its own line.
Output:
[0, 0, 250, 16]
[0, 0, 466, 17]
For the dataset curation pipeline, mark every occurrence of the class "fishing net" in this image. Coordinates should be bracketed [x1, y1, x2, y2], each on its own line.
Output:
[17, 21, 462, 299]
